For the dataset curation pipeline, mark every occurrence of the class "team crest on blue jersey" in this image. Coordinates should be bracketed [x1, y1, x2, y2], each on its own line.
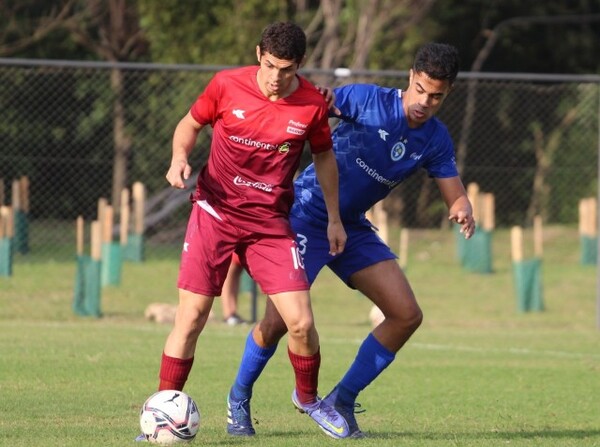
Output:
[391, 141, 406, 161]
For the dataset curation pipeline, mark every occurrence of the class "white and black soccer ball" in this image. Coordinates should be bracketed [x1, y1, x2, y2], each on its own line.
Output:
[139, 390, 200, 445]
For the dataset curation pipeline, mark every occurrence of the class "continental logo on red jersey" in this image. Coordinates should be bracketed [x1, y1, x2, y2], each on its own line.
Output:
[286, 119, 307, 136]
[229, 135, 276, 151]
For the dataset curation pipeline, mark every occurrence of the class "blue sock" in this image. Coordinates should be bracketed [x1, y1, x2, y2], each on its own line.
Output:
[337, 333, 395, 405]
[230, 330, 277, 400]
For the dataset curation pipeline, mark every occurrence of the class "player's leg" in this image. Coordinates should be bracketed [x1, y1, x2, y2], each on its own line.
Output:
[159, 289, 215, 390]
[220, 255, 246, 325]
[227, 219, 332, 436]
[269, 289, 348, 438]
[159, 203, 234, 390]
[229, 235, 347, 438]
[227, 298, 286, 436]
[353, 259, 422, 352]
[323, 231, 422, 437]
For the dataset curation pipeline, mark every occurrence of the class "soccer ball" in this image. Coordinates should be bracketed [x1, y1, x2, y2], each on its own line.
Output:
[139, 390, 200, 445]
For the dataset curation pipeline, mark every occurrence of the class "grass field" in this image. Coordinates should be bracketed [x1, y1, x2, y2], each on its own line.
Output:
[1, 226, 599, 446]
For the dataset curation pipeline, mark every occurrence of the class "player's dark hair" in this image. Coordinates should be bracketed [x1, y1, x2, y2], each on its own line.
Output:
[413, 43, 460, 84]
[258, 21, 306, 64]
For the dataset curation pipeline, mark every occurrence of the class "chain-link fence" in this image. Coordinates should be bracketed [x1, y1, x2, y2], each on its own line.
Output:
[0, 58, 598, 262]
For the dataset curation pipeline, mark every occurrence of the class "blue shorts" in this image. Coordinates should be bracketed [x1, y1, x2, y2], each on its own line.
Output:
[290, 215, 397, 287]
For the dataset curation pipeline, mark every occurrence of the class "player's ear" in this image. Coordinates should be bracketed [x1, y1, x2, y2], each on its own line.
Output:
[298, 54, 307, 69]
[256, 46, 261, 63]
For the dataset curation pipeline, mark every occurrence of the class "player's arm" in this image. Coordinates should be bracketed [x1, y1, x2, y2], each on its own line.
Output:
[312, 149, 346, 255]
[436, 176, 476, 239]
[166, 111, 205, 189]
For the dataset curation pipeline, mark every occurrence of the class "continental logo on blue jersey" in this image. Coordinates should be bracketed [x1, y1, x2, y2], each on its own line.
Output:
[391, 141, 406, 161]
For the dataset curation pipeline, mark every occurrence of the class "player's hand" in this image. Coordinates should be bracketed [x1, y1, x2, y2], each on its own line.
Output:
[449, 211, 476, 239]
[166, 159, 192, 189]
[315, 85, 340, 116]
[327, 220, 346, 255]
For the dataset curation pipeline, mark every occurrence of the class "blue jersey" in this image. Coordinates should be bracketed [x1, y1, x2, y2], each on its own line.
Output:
[291, 84, 458, 226]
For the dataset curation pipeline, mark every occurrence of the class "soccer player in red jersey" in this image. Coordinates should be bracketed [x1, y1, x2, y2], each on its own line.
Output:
[138, 22, 349, 440]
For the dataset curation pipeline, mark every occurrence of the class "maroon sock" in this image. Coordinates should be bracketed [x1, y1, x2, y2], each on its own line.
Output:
[158, 352, 194, 391]
[288, 347, 320, 405]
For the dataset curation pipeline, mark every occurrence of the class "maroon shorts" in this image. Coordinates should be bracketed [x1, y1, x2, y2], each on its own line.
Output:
[177, 202, 309, 296]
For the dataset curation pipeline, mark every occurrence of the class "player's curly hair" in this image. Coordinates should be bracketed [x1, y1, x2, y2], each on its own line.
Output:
[413, 43, 460, 84]
[258, 22, 306, 64]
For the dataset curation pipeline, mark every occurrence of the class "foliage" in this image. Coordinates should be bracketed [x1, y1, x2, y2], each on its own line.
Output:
[137, 0, 290, 65]
[1, 227, 599, 446]
[0, 1, 598, 230]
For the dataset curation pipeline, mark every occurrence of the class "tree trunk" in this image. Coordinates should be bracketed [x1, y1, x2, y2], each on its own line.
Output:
[110, 67, 131, 210]
[526, 108, 577, 223]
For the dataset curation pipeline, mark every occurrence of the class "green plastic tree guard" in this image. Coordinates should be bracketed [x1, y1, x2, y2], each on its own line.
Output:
[513, 258, 544, 312]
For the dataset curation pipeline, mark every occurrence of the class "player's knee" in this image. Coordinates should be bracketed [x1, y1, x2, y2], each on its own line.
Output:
[175, 306, 211, 338]
[285, 316, 314, 343]
[387, 302, 423, 334]
[406, 305, 423, 332]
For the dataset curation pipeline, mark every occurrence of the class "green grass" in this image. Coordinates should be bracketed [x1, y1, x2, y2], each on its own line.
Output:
[1, 226, 599, 446]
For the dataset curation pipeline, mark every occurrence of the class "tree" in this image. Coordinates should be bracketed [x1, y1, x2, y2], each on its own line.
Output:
[63, 0, 148, 209]
[0, 0, 79, 57]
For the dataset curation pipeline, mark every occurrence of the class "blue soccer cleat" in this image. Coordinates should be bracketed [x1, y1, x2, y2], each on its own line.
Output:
[322, 386, 366, 438]
[134, 433, 147, 442]
[291, 389, 349, 439]
[227, 391, 256, 436]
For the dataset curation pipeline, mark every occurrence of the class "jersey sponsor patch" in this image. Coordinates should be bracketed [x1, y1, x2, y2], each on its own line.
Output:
[233, 175, 274, 192]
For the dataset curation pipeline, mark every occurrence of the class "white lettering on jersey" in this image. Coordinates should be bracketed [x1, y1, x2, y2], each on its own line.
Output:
[232, 109, 245, 119]
[355, 158, 399, 189]
[233, 175, 273, 192]
[286, 126, 305, 135]
[287, 119, 308, 136]
[288, 119, 308, 128]
[229, 135, 276, 151]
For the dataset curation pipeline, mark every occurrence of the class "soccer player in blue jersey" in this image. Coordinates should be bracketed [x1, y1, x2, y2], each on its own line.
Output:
[226, 42, 476, 438]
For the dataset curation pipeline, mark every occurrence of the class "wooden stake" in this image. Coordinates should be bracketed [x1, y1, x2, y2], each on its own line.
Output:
[511, 226, 523, 262]
[102, 205, 114, 244]
[579, 198, 587, 235]
[132, 182, 145, 235]
[467, 182, 480, 222]
[589, 198, 598, 237]
[20, 176, 30, 213]
[11, 179, 20, 211]
[0, 206, 6, 239]
[120, 188, 130, 245]
[76, 216, 84, 256]
[481, 193, 495, 231]
[90, 220, 102, 261]
[399, 228, 409, 269]
[533, 215, 543, 258]
[97, 197, 108, 238]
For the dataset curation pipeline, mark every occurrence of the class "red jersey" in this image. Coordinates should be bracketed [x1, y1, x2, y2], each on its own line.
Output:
[189, 66, 332, 235]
